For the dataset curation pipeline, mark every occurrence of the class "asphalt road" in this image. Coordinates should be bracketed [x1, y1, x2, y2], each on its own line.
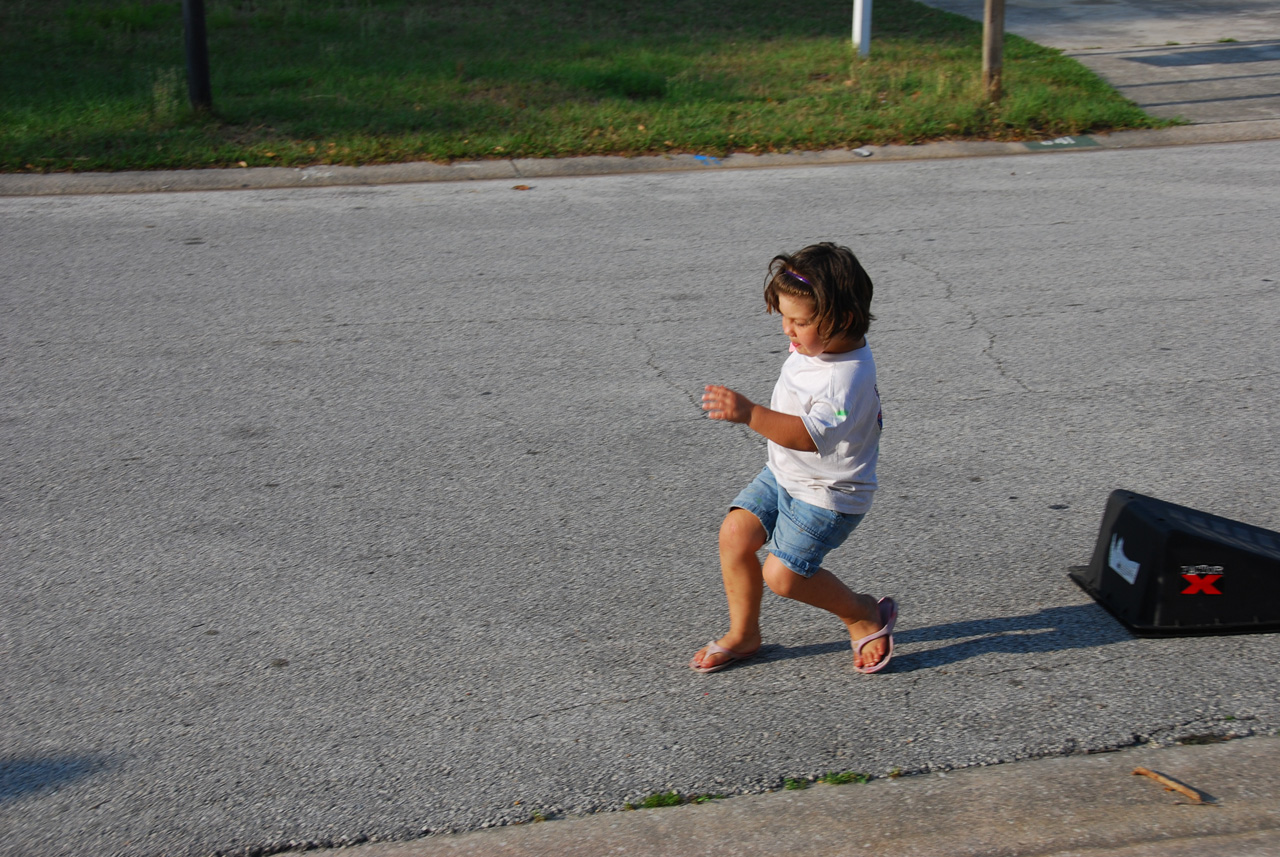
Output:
[3, 140, 1279, 856]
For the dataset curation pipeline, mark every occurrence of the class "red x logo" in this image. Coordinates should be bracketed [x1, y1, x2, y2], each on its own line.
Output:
[1181, 574, 1223, 595]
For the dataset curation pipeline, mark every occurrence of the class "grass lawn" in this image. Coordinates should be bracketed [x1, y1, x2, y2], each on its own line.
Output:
[0, 0, 1173, 173]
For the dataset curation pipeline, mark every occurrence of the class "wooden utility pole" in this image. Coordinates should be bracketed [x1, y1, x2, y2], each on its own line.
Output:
[182, 0, 213, 111]
[982, 0, 1005, 101]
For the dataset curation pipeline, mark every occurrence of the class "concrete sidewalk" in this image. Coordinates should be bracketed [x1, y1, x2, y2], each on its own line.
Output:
[915, 0, 1280, 124]
[323, 736, 1280, 857]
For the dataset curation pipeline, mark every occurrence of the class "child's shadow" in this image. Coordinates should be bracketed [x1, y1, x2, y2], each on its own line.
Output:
[764, 604, 1131, 672]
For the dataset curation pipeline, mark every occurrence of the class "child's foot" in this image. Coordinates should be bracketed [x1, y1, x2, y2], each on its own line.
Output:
[689, 636, 761, 673]
[848, 597, 897, 673]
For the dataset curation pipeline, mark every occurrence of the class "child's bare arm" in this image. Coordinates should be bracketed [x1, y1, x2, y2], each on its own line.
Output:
[702, 384, 818, 452]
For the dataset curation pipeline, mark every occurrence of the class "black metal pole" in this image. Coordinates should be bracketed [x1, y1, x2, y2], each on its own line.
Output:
[183, 0, 213, 111]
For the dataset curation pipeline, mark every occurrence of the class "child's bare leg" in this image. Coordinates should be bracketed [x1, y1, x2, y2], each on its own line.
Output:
[692, 508, 767, 670]
[761, 555, 889, 670]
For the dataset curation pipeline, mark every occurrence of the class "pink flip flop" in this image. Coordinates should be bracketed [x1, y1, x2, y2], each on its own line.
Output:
[689, 641, 758, 674]
[852, 597, 897, 674]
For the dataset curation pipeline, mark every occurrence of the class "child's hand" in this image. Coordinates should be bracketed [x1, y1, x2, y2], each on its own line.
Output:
[702, 385, 755, 424]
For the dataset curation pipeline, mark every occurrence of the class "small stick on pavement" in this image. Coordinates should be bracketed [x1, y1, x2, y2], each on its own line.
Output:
[1132, 767, 1211, 804]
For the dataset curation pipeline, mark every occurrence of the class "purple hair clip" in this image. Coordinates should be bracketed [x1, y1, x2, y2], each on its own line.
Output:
[787, 270, 812, 285]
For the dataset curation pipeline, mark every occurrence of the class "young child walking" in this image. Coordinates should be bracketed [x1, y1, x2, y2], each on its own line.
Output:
[690, 242, 896, 674]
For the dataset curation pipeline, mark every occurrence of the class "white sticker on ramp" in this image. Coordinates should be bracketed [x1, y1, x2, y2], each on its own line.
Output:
[1108, 534, 1141, 584]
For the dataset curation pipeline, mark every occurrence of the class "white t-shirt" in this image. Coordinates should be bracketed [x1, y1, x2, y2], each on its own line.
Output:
[767, 343, 880, 515]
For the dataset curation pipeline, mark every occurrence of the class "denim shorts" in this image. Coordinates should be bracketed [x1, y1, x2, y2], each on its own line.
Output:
[730, 467, 864, 578]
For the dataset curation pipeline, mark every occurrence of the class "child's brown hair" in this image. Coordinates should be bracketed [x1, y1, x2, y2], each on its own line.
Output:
[764, 242, 875, 344]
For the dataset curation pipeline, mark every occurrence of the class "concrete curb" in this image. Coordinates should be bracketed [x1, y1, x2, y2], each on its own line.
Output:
[313, 735, 1280, 857]
[3, 120, 1278, 197]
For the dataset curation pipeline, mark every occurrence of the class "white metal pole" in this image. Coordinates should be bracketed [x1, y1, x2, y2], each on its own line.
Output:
[853, 0, 871, 57]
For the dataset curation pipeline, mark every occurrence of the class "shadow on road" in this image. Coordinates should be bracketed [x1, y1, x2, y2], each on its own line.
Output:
[0, 756, 103, 803]
[893, 605, 1133, 671]
[760, 604, 1132, 672]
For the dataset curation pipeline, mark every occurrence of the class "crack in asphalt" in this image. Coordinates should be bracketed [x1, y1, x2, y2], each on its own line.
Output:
[900, 251, 1035, 394]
